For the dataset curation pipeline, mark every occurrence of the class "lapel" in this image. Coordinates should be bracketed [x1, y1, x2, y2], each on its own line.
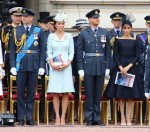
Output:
[97, 27, 103, 39]
[111, 29, 117, 37]
[120, 29, 124, 37]
[87, 27, 95, 37]
[28, 25, 34, 36]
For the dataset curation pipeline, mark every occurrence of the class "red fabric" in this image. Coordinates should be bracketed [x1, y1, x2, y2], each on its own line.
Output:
[3, 91, 8, 98]
[81, 95, 85, 101]
[0, 95, 4, 100]
[101, 96, 109, 101]
[12, 94, 40, 100]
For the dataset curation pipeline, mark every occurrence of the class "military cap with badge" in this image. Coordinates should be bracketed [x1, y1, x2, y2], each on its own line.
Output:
[86, 9, 100, 18]
[46, 15, 56, 25]
[22, 8, 35, 16]
[9, 7, 23, 16]
[110, 12, 125, 20]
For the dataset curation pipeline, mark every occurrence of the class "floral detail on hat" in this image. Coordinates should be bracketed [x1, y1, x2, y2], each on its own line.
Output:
[53, 11, 68, 22]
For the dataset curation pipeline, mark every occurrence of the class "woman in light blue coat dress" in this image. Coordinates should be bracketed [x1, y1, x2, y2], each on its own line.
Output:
[47, 11, 74, 125]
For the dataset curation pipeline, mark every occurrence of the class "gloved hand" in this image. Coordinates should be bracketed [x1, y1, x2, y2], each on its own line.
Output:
[145, 93, 150, 99]
[105, 69, 110, 78]
[78, 70, 84, 77]
[10, 67, 17, 75]
[38, 68, 45, 75]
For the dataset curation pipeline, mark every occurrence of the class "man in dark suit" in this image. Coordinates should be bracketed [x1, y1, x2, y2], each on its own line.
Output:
[136, 15, 150, 122]
[77, 9, 111, 126]
[37, 11, 50, 123]
[9, 8, 46, 126]
[71, 19, 89, 121]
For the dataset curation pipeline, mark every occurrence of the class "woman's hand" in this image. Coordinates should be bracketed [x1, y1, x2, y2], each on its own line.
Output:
[119, 66, 124, 74]
[51, 64, 62, 71]
[123, 64, 133, 77]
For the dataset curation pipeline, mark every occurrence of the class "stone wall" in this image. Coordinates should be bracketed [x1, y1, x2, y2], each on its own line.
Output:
[26, 0, 150, 34]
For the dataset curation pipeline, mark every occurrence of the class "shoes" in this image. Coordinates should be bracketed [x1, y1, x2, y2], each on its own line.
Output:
[55, 118, 60, 126]
[127, 120, 132, 126]
[60, 118, 66, 126]
[93, 121, 105, 126]
[121, 118, 126, 126]
[18, 120, 24, 126]
[26, 120, 36, 126]
[86, 121, 93, 126]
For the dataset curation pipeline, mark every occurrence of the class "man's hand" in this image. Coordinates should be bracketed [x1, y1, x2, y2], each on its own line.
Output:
[105, 69, 110, 78]
[10, 67, 17, 75]
[38, 68, 45, 75]
[78, 70, 84, 77]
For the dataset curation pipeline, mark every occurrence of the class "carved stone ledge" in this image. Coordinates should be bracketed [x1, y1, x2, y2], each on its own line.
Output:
[49, 0, 150, 5]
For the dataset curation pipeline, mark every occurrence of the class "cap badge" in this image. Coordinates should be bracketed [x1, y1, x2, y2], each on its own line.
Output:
[17, 8, 21, 13]
[95, 10, 98, 14]
[116, 14, 119, 17]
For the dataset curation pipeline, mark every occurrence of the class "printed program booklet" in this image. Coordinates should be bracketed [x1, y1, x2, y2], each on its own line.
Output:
[115, 72, 135, 88]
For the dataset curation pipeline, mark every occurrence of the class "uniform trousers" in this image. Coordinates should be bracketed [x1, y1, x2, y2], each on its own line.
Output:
[84, 75, 104, 122]
[17, 71, 38, 121]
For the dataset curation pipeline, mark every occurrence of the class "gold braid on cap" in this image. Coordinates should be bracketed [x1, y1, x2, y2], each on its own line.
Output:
[1, 28, 9, 50]
[110, 37, 115, 47]
[14, 28, 26, 53]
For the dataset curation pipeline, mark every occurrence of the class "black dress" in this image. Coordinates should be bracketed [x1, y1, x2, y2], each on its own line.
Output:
[104, 38, 144, 99]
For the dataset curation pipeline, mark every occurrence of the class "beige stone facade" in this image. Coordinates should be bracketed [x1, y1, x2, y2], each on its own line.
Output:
[26, 0, 150, 34]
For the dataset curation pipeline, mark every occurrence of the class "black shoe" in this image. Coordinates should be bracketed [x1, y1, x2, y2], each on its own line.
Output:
[18, 120, 24, 126]
[86, 121, 93, 126]
[93, 121, 105, 126]
[26, 120, 36, 126]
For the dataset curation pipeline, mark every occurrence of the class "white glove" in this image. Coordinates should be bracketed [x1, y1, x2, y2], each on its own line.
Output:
[105, 69, 110, 78]
[38, 68, 45, 75]
[10, 67, 17, 75]
[145, 93, 150, 99]
[78, 70, 84, 77]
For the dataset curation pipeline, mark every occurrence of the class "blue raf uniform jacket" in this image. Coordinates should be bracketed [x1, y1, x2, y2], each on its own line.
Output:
[77, 27, 111, 76]
[9, 25, 46, 72]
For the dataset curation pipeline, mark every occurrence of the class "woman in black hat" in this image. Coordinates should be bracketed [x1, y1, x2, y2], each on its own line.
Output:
[104, 14, 144, 126]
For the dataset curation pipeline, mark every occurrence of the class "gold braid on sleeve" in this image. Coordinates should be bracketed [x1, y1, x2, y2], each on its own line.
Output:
[1, 28, 9, 49]
[110, 37, 115, 47]
[14, 28, 26, 53]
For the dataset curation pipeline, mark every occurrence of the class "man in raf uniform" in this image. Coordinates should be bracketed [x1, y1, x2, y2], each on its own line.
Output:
[136, 15, 150, 122]
[108, 12, 125, 122]
[0, 7, 23, 112]
[77, 9, 111, 126]
[46, 15, 56, 34]
[9, 8, 46, 126]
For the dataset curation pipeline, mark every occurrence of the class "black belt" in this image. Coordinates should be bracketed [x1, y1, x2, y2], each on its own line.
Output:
[85, 53, 104, 57]
[19, 50, 38, 54]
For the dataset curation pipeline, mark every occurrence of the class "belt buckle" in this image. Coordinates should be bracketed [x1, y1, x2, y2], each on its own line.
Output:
[96, 53, 99, 57]
[27, 50, 31, 53]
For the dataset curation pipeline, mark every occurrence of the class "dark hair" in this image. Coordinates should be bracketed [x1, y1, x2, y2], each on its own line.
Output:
[122, 20, 132, 28]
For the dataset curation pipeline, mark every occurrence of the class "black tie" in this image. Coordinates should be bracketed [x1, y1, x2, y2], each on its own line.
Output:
[94, 29, 97, 37]
[116, 30, 120, 37]
[26, 27, 29, 35]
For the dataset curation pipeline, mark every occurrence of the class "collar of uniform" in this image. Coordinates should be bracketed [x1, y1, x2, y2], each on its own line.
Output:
[114, 27, 121, 33]
[12, 23, 21, 27]
[147, 29, 150, 35]
[24, 24, 32, 31]
[91, 26, 98, 32]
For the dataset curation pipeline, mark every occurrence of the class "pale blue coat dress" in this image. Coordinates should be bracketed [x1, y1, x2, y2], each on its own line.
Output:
[47, 32, 75, 93]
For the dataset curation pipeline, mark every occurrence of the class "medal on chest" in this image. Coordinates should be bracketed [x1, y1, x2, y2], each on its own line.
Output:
[101, 35, 106, 43]
[34, 33, 38, 40]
